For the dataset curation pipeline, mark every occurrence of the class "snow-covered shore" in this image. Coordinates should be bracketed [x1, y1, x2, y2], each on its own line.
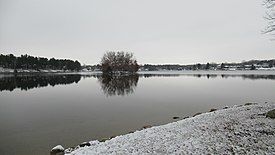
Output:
[0, 67, 78, 73]
[63, 103, 275, 155]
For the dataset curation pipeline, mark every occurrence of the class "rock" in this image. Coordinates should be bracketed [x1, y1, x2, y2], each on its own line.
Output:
[50, 145, 64, 155]
[142, 125, 152, 129]
[244, 102, 257, 106]
[64, 147, 74, 154]
[193, 112, 202, 117]
[173, 116, 180, 119]
[258, 113, 266, 116]
[89, 140, 100, 146]
[223, 106, 229, 109]
[209, 109, 217, 112]
[99, 138, 110, 142]
[266, 109, 275, 119]
[79, 142, 91, 147]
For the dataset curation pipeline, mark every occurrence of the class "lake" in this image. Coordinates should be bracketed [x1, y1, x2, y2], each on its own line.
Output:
[0, 71, 275, 155]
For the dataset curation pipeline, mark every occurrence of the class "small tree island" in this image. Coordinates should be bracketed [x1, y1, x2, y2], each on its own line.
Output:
[101, 51, 139, 74]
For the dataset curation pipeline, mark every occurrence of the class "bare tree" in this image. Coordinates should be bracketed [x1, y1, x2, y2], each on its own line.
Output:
[263, 0, 275, 34]
[101, 51, 139, 74]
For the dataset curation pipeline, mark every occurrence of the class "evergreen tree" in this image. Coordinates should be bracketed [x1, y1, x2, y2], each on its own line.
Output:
[0, 54, 81, 71]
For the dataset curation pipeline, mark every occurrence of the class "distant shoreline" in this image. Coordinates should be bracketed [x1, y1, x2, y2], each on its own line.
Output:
[0, 67, 275, 73]
[1, 69, 275, 76]
[0, 68, 80, 74]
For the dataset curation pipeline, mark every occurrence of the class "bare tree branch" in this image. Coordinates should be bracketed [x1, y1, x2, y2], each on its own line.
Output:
[263, 0, 275, 34]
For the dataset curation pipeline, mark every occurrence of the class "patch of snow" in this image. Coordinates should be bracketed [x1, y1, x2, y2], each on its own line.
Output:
[0, 67, 14, 73]
[0, 68, 79, 73]
[66, 103, 275, 155]
[51, 145, 65, 151]
[258, 67, 275, 70]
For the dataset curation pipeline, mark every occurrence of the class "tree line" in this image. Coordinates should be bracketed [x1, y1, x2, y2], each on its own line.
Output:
[0, 54, 81, 71]
[141, 60, 275, 71]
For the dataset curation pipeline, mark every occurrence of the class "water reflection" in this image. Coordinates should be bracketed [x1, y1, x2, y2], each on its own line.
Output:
[223, 74, 275, 80]
[97, 74, 139, 96]
[0, 72, 274, 93]
[190, 74, 275, 80]
[0, 74, 81, 91]
[1, 71, 275, 155]
[139, 73, 275, 80]
[139, 74, 180, 78]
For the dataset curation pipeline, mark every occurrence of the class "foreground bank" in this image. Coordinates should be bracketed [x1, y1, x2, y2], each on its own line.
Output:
[54, 103, 274, 154]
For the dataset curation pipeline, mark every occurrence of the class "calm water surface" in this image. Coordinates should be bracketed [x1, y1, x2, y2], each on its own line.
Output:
[0, 71, 275, 155]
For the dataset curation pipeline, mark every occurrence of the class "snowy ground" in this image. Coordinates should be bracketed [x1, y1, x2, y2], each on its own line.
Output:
[64, 103, 275, 155]
[0, 67, 75, 73]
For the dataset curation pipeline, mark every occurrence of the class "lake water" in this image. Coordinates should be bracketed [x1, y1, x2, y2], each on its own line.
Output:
[0, 71, 275, 155]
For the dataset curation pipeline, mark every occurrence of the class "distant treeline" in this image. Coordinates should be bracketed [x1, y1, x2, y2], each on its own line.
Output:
[83, 59, 275, 71]
[0, 54, 81, 71]
[141, 59, 275, 71]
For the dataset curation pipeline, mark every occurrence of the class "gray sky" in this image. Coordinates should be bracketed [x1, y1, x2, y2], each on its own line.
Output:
[0, 0, 274, 65]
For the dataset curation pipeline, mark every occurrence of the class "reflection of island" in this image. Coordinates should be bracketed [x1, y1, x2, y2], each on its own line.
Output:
[0, 74, 81, 91]
[98, 74, 139, 96]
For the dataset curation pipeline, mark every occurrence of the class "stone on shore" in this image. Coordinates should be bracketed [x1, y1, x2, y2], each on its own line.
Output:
[50, 145, 64, 155]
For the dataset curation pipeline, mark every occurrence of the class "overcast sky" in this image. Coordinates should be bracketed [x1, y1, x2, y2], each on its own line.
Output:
[0, 0, 274, 65]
